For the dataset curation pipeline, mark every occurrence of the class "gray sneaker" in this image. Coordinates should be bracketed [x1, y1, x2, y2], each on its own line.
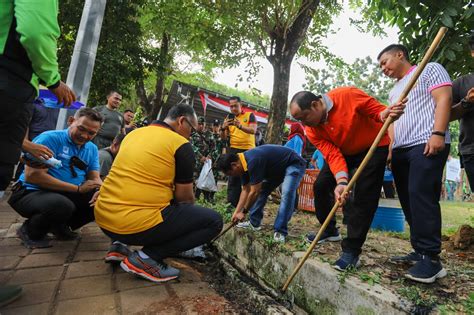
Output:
[236, 220, 262, 231]
[105, 242, 132, 263]
[120, 251, 180, 283]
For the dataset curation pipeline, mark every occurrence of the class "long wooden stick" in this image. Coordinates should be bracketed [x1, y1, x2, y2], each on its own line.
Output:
[282, 27, 448, 292]
[210, 221, 237, 243]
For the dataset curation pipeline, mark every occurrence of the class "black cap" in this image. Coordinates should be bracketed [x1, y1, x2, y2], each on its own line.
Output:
[198, 116, 206, 124]
[212, 119, 220, 126]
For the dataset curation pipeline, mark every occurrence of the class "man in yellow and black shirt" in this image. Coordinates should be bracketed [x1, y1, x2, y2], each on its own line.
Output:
[94, 104, 223, 283]
[220, 96, 257, 207]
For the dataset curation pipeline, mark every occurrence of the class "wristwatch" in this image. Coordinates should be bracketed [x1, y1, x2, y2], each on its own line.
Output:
[460, 98, 474, 110]
[432, 131, 445, 137]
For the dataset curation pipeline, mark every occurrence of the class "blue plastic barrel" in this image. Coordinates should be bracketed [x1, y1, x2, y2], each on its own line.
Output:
[370, 206, 405, 232]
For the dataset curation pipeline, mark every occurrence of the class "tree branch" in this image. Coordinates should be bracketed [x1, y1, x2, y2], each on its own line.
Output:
[285, 0, 321, 59]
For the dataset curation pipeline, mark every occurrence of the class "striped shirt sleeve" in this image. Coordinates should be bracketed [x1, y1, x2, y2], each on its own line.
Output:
[425, 63, 452, 93]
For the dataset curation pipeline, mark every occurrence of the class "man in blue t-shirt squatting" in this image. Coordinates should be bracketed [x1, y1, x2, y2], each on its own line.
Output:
[217, 144, 306, 243]
[8, 108, 103, 249]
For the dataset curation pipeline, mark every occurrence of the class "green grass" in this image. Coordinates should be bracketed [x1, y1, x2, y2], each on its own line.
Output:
[440, 201, 474, 235]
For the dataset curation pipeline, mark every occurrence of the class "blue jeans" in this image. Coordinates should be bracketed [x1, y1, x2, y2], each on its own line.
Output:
[249, 163, 305, 235]
[445, 180, 457, 201]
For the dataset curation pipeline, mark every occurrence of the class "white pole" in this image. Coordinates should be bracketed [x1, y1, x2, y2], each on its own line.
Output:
[56, 0, 107, 130]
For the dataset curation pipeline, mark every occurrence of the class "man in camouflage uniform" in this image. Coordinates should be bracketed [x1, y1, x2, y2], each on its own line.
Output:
[210, 119, 227, 159]
[191, 117, 216, 202]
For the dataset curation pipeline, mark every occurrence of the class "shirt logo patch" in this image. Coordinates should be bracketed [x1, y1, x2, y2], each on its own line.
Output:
[59, 146, 71, 160]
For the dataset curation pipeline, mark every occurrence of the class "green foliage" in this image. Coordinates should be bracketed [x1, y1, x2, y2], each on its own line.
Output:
[287, 235, 308, 251]
[196, 189, 232, 223]
[359, 272, 381, 286]
[357, 0, 474, 77]
[397, 286, 437, 308]
[336, 266, 357, 285]
[58, 1, 146, 106]
[198, 0, 346, 143]
[449, 120, 460, 157]
[302, 56, 394, 104]
[463, 292, 474, 314]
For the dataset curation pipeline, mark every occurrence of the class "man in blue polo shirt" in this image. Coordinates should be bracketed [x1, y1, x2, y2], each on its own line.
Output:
[217, 145, 306, 242]
[8, 108, 103, 248]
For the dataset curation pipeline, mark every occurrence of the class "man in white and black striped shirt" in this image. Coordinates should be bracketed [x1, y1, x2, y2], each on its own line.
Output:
[378, 44, 452, 284]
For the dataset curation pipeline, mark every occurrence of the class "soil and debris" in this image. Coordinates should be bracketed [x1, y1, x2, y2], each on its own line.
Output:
[247, 202, 473, 314]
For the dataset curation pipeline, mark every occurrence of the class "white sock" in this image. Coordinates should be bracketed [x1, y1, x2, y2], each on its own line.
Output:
[138, 250, 150, 259]
[0, 191, 4, 199]
[112, 240, 127, 246]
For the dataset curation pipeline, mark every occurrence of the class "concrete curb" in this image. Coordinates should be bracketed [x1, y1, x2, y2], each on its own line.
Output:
[210, 252, 297, 314]
[215, 228, 412, 315]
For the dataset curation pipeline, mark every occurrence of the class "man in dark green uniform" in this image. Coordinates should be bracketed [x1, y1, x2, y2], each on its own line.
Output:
[0, 0, 76, 306]
[190, 117, 216, 201]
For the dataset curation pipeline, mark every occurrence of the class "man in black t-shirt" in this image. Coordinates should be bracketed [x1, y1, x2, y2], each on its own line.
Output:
[217, 145, 306, 243]
[450, 33, 474, 187]
[93, 91, 125, 149]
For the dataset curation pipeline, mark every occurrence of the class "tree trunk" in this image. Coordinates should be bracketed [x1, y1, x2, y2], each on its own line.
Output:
[265, 57, 292, 144]
[263, 0, 320, 144]
[135, 78, 152, 114]
[150, 32, 170, 120]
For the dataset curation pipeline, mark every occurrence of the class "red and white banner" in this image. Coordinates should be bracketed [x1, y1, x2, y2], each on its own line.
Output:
[198, 91, 292, 126]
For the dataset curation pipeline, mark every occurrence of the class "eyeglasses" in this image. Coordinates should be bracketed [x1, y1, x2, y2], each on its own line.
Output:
[184, 118, 197, 134]
[70, 156, 88, 178]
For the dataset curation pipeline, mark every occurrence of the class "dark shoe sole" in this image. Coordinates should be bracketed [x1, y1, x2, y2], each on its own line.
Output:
[333, 260, 361, 272]
[17, 226, 51, 249]
[405, 268, 447, 284]
[306, 234, 342, 245]
[104, 252, 127, 263]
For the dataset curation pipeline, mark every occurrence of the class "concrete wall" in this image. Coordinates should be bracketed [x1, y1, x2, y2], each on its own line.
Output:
[215, 228, 412, 315]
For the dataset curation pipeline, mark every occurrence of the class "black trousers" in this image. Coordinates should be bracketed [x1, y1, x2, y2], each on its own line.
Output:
[0, 90, 34, 190]
[8, 188, 96, 240]
[196, 188, 215, 202]
[227, 147, 247, 207]
[102, 202, 223, 262]
[391, 143, 449, 257]
[313, 146, 388, 255]
[383, 181, 396, 198]
[462, 153, 474, 189]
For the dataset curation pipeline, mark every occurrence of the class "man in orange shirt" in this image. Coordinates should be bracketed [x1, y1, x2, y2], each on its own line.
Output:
[289, 87, 405, 270]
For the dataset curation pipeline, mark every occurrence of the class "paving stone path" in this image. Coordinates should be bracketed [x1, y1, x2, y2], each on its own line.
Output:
[0, 198, 237, 314]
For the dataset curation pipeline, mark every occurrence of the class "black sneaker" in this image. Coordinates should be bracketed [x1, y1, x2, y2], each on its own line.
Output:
[50, 224, 80, 240]
[405, 255, 447, 284]
[305, 229, 342, 244]
[333, 251, 361, 271]
[17, 222, 51, 249]
[389, 251, 422, 265]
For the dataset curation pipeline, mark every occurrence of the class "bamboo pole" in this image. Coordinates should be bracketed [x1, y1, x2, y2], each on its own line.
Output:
[282, 27, 448, 292]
